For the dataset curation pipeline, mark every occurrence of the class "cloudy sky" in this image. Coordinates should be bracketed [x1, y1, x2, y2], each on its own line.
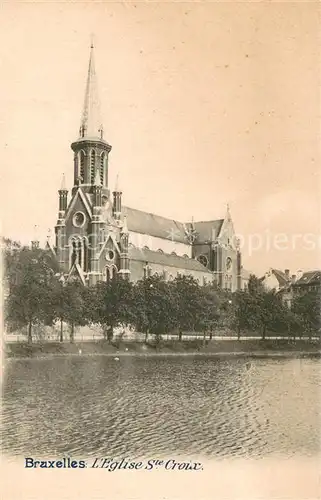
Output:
[1, 1, 320, 275]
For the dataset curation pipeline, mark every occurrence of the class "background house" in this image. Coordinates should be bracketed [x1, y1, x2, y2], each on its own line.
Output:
[260, 268, 321, 308]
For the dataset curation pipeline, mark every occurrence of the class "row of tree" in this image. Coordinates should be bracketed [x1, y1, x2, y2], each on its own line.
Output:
[3, 242, 320, 343]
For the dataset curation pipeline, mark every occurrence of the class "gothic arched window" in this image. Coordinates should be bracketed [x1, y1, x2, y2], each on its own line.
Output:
[79, 150, 85, 183]
[100, 152, 105, 185]
[83, 237, 89, 272]
[70, 236, 89, 272]
[105, 265, 117, 283]
[78, 241, 83, 270]
[90, 150, 96, 184]
[71, 240, 78, 266]
[105, 267, 111, 283]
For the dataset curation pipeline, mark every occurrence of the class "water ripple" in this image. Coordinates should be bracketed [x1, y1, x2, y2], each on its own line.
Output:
[1, 356, 320, 458]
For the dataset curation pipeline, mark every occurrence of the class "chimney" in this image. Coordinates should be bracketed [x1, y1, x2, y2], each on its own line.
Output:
[291, 274, 296, 284]
[284, 269, 290, 280]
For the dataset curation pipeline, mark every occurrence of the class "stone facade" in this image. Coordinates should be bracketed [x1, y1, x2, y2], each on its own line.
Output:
[50, 44, 242, 291]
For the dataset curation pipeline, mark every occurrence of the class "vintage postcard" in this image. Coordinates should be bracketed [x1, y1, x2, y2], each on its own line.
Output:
[1, 1, 320, 499]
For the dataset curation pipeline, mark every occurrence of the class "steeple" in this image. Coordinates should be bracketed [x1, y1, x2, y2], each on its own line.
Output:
[58, 173, 68, 212]
[60, 173, 67, 191]
[114, 173, 120, 193]
[113, 174, 122, 220]
[226, 203, 231, 221]
[71, 39, 112, 195]
[79, 40, 103, 140]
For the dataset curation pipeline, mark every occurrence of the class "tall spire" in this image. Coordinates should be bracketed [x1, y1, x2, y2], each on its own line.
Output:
[60, 173, 67, 191]
[79, 39, 104, 140]
[226, 202, 231, 221]
[114, 173, 121, 193]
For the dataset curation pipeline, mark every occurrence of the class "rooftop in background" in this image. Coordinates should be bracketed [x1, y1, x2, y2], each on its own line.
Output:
[293, 270, 321, 287]
[261, 268, 321, 289]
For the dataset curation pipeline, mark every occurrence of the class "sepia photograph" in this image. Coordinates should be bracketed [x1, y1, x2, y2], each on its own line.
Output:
[1, 1, 320, 499]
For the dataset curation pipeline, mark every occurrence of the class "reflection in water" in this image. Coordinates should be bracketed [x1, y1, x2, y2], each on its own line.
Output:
[2, 356, 320, 459]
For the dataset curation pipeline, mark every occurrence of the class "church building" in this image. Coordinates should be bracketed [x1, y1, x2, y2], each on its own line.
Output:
[51, 43, 242, 291]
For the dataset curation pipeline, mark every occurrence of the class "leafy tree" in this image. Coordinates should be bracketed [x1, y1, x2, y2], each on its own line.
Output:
[2, 238, 22, 289]
[49, 279, 87, 342]
[5, 246, 59, 343]
[277, 307, 303, 341]
[195, 285, 220, 341]
[226, 290, 256, 340]
[91, 277, 134, 342]
[247, 274, 265, 296]
[257, 291, 282, 339]
[216, 289, 234, 329]
[292, 291, 321, 339]
[171, 275, 202, 341]
[132, 276, 177, 341]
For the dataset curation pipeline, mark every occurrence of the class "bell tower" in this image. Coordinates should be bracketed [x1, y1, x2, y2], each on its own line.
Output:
[71, 41, 112, 201]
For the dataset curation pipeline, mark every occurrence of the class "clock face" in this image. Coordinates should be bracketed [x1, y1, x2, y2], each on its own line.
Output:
[226, 257, 232, 271]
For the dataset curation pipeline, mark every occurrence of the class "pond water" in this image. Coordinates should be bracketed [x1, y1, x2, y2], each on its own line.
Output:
[2, 355, 320, 459]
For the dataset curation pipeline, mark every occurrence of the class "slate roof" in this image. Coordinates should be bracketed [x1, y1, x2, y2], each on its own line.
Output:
[261, 269, 321, 290]
[271, 269, 290, 286]
[123, 206, 224, 244]
[259, 269, 290, 287]
[294, 270, 321, 286]
[128, 246, 213, 274]
[123, 206, 188, 244]
[193, 220, 224, 243]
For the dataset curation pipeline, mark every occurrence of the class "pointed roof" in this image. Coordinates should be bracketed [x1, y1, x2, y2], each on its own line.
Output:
[225, 203, 231, 221]
[60, 173, 67, 191]
[193, 220, 224, 242]
[66, 262, 86, 286]
[79, 42, 104, 140]
[113, 174, 121, 193]
[294, 270, 321, 286]
[119, 206, 225, 245]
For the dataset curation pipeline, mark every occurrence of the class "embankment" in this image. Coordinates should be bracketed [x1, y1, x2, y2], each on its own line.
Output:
[4, 338, 321, 359]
